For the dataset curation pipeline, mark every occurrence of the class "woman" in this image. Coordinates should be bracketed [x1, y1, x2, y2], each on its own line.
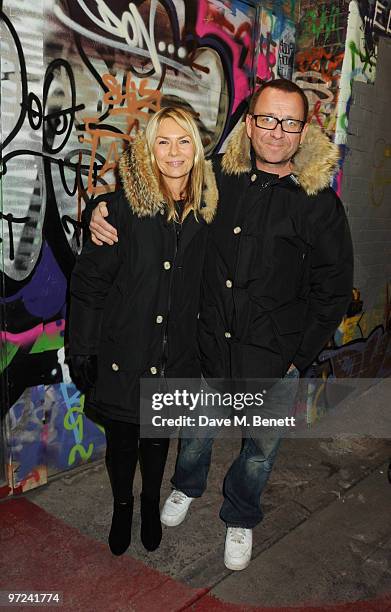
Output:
[69, 107, 218, 556]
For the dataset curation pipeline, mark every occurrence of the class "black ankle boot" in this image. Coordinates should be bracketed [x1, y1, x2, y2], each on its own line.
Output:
[140, 494, 162, 551]
[108, 497, 134, 556]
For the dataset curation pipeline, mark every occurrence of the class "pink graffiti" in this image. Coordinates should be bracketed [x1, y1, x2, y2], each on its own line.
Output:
[335, 168, 343, 197]
[0, 319, 65, 348]
[257, 31, 277, 82]
[13, 468, 43, 495]
[196, 0, 252, 113]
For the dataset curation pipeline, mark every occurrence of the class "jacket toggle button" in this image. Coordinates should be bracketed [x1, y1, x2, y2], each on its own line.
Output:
[233, 226, 241, 234]
[163, 261, 171, 270]
[150, 366, 158, 375]
[251, 173, 257, 182]
[112, 362, 119, 372]
[224, 331, 231, 338]
[226, 279, 233, 288]
[156, 315, 163, 323]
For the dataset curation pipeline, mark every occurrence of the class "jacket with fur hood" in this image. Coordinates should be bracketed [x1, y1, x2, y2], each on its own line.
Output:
[198, 123, 353, 378]
[69, 131, 218, 423]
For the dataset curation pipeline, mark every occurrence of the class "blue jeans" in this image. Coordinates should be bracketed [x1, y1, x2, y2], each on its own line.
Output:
[171, 373, 299, 528]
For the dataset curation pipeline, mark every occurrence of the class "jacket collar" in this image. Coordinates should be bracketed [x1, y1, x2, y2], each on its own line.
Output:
[220, 122, 340, 196]
[118, 131, 218, 223]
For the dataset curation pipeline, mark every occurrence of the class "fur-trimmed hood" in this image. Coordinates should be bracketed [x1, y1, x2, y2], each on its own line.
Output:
[118, 131, 218, 223]
[221, 123, 339, 196]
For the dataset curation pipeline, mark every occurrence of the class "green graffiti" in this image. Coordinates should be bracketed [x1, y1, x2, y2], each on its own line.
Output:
[64, 397, 94, 466]
[68, 441, 94, 465]
[339, 40, 377, 133]
[30, 329, 64, 353]
[303, 5, 341, 44]
[339, 111, 349, 132]
[348, 40, 376, 75]
[0, 341, 19, 374]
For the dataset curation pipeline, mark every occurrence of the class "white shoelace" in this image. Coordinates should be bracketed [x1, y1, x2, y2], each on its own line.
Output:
[171, 490, 188, 505]
[228, 527, 247, 544]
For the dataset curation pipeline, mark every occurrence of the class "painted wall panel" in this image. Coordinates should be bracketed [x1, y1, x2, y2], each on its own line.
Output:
[0, 0, 262, 494]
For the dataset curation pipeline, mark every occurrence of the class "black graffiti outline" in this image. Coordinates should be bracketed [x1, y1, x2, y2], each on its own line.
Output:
[0, 212, 31, 261]
[62, 215, 84, 250]
[0, 8, 28, 151]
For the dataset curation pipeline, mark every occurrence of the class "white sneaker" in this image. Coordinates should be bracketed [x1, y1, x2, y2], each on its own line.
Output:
[160, 489, 194, 526]
[224, 527, 253, 571]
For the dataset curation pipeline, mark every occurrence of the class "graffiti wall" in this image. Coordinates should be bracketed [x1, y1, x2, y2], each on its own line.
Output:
[1, 0, 390, 492]
[0, 0, 265, 494]
[256, 2, 297, 82]
[294, 0, 349, 138]
[294, 1, 391, 425]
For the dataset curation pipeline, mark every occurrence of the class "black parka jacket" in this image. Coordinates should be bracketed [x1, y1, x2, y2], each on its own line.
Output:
[199, 123, 353, 379]
[69, 132, 218, 422]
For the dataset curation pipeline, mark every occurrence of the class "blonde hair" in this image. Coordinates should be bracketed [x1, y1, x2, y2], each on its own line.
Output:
[145, 106, 204, 222]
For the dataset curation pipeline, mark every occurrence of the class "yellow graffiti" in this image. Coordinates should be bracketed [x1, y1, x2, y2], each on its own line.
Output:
[305, 369, 328, 425]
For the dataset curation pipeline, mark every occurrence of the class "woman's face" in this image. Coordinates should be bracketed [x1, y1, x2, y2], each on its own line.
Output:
[153, 117, 195, 188]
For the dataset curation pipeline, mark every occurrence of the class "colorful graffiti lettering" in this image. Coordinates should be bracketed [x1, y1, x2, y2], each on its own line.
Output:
[257, 8, 295, 83]
[294, 46, 345, 133]
[62, 388, 94, 466]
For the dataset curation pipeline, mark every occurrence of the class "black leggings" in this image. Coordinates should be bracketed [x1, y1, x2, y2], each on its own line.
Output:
[104, 419, 169, 502]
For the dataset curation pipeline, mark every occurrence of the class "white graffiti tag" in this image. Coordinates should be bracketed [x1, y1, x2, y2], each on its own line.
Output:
[53, 0, 194, 79]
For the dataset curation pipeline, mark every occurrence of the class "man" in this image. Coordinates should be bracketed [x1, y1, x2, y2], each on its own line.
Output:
[88, 80, 353, 571]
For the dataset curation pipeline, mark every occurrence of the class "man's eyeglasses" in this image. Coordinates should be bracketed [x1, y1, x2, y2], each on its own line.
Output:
[250, 114, 305, 133]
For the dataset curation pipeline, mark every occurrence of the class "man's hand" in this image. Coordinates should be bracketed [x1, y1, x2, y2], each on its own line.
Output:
[90, 201, 118, 245]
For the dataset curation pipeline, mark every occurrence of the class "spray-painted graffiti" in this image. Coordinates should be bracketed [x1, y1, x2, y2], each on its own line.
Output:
[277, 28, 295, 79]
[298, 284, 391, 424]
[2, 0, 388, 495]
[293, 0, 350, 134]
[1, 0, 262, 493]
[293, 327, 391, 427]
[294, 46, 344, 133]
[81, 74, 162, 195]
[257, 7, 295, 82]
[299, 2, 343, 47]
[358, 0, 391, 54]
[6, 383, 106, 492]
[319, 324, 391, 378]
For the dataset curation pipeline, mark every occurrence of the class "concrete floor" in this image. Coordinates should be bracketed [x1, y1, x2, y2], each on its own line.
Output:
[5, 379, 391, 609]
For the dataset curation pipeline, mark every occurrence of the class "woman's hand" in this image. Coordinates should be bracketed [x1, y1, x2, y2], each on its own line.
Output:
[90, 201, 118, 245]
[70, 355, 98, 392]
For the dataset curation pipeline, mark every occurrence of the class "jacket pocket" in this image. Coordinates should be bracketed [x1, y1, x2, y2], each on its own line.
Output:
[268, 300, 307, 368]
[198, 305, 228, 378]
[94, 340, 137, 406]
[271, 234, 310, 301]
[269, 300, 307, 335]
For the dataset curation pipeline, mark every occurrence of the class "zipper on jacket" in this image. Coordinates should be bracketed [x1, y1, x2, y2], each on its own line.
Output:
[160, 222, 180, 378]
[230, 181, 274, 378]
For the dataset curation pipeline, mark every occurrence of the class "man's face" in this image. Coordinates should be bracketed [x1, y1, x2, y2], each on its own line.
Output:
[245, 88, 308, 172]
